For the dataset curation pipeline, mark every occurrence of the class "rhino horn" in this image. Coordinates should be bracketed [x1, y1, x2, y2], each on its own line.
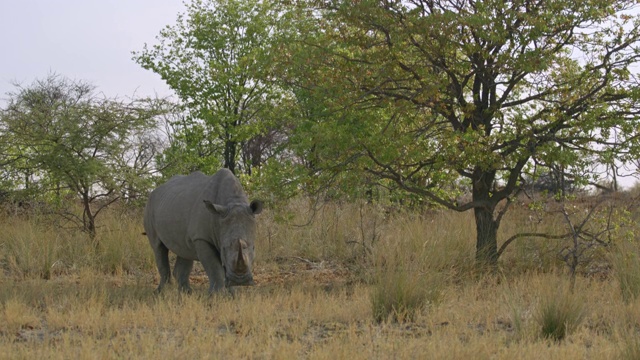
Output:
[236, 240, 247, 273]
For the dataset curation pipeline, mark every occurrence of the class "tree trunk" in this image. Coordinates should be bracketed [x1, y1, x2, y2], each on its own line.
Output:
[224, 139, 237, 175]
[82, 192, 96, 240]
[472, 168, 499, 267]
[86, 213, 96, 240]
[473, 206, 498, 267]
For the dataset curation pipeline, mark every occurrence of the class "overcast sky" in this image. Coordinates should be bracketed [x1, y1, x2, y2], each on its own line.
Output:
[0, 0, 185, 102]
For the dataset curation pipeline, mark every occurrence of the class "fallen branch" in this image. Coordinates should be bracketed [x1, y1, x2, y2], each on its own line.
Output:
[497, 232, 570, 258]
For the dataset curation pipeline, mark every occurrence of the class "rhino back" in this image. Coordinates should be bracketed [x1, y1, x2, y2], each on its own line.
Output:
[205, 168, 250, 206]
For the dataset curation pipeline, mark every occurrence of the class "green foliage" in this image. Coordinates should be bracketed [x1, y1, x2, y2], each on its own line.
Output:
[155, 120, 222, 179]
[0, 74, 164, 237]
[276, 0, 640, 264]
[134, 0, 291, 176]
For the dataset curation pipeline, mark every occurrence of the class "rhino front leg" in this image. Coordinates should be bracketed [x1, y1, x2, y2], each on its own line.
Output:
[194, 240, 226, 293]
[173, 256, 194, 294]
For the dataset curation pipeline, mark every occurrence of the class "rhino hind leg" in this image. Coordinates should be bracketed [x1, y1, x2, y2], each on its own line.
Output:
[152, 241, 171, 293]
[194, 240, 226, 294]
[173, 256, 194, 293]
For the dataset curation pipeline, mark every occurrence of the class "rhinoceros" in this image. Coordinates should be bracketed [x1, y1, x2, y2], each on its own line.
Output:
[143, 169, 263, 293]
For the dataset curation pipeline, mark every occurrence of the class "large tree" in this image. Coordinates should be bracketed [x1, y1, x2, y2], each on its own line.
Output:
[280, 0, 640, 265]
[1, 74, 164, 238]
[134, 0, 287, 176]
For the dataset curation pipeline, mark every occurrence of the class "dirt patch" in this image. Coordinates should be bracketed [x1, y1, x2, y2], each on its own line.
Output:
[253, 257, 351, 288]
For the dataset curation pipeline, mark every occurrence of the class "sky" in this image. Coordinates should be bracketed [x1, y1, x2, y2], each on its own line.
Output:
[0, 0, 185, 103]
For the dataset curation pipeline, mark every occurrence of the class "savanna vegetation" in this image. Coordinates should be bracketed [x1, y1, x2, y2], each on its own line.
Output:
[2, 197, 640, 358]
[2, 0, 640, 358]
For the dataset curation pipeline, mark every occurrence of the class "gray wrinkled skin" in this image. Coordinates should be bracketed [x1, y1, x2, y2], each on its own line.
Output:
[143, 169, 263, 294]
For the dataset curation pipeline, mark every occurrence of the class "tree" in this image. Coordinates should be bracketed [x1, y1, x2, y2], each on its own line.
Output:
[134, 0, 287, 176]
[1, 74, 164, 238]
[280, 0, 640, 266]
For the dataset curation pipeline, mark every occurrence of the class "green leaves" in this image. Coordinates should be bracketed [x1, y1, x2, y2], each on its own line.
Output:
[272, 0, 640, 263]
[285, 0, 640, 197]
[134, 0, 288, 176]
[0, 74, 165, 236]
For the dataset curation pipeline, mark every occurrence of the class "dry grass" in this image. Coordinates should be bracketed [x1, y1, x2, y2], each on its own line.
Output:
[611, 240, 640, 302]
[534, 277, 587, 341]
[0, 198, 639, 358]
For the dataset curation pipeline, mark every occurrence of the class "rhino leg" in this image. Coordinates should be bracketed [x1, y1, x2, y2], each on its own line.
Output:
[151, 241, 171, 293]
[173, 256, 194, 294]
[194, 240, 226, 294]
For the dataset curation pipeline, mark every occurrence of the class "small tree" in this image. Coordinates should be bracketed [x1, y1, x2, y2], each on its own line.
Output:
[134, 0, 288, 176]
[1, 74, 164, 239]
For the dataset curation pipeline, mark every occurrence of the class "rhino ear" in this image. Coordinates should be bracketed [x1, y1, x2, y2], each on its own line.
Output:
[204, 200, 227, 215]
[249, 200, 263, 215]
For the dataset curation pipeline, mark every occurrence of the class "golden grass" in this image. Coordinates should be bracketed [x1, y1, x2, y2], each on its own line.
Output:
[0, 198, 638, 358]
[0, 270, 632, 359]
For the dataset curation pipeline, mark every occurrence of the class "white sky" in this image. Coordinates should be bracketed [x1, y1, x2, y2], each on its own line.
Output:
[0, 0, 184, 102]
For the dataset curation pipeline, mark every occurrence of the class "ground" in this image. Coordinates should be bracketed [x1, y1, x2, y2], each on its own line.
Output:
[1, 257, 636, 359]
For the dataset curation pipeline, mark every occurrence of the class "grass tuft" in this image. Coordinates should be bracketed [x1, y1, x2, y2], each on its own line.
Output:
[2, 218, 62, 279]
[0, 298, 41, 336]
[534, 280, 587, 341]
[369, 213, 451, 323]
[370, 266, 443, 323]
